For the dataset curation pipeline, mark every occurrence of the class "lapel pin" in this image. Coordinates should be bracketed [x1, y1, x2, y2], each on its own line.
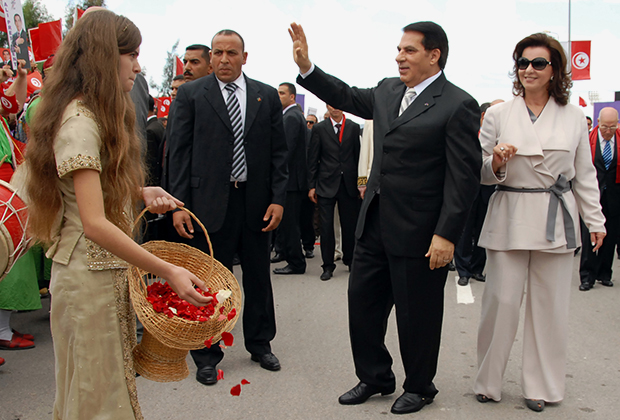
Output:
[257, 97, 262, 102]
[424, 103, 429, 106]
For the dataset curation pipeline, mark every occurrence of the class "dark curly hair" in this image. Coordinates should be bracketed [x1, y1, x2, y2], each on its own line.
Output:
[511, 33, 572, 106]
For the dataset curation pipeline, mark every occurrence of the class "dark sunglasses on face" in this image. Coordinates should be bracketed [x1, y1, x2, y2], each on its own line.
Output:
[517, 57, 552, 71]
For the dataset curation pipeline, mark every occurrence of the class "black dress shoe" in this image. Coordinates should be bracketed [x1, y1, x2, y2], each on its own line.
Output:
[457, 276, 469, 286]
[600, 279, 613, 287]
[390, 392, 433, 414]
[447, 262, 455, 271]
[472, 273, 486, 282]
[320, 269, 333, 281]
[273, 265, 305, 275]
[270, 253, 285, 263]
[251, 352, 281, 371]
[579, 283, 593, 291]
[305, 249, 314, 259]
[338, 382, 395, 405]
[196, 365, 218, 385]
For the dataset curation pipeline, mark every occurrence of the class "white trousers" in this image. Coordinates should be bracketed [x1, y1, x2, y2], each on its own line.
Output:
[474, 250, 573, 402]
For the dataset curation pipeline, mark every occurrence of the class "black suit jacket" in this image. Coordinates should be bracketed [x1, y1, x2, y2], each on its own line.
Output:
[593, 138, 620, 217]
[282, 105, 308, 192]
[167, 73, 288, 233]
[298, 67, 480, 257]
[308, 117, 360, 198]
[145, 116, 165, 186]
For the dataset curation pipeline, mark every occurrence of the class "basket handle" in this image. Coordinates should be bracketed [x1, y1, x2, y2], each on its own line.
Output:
[134, 206, 215, 284]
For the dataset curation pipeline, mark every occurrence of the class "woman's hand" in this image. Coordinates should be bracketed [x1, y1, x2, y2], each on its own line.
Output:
[590, 232, 606, 252]
[492, 143, 518, 173]
[142, 186, 183, 214]
[164, 265, 213, 307]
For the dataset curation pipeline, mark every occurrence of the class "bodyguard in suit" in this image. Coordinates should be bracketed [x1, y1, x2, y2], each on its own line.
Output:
[579, 107, 620, 290]
[308, 105, 361, 280]
[272, 83, 309, 274]
[167, 30, 288, 385]
[146, 95, 165, 187]
[289, 21, 481, 414]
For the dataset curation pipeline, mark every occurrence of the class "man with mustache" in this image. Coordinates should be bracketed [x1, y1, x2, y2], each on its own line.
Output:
[183, 44, 212, 81]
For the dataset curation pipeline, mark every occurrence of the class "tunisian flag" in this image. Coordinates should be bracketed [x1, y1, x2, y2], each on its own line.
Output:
[175, 56, 183, 76]
[156, 97, 171, 118]
[30, 19, 63, 62]
[571, 41, 591, 81]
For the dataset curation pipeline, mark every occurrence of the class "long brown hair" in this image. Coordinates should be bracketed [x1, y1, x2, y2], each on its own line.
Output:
[26, 9, 145, 242]
[511, 33, 572, 106]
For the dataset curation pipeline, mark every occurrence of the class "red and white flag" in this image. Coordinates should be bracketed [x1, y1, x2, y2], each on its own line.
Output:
[156, 97, 171, 118]
[175, 56, 183, 76]
[571, 41, 591, 81]
[579, 97, 587, 107]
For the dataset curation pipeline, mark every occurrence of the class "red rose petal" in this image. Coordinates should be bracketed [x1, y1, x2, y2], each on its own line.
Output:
[241, 379, 250, 385]
[221, 332, 234, 346]
[227, 308, 237, 321]
[217, 369, 224, 380]
[218, 314, 227, 322]
[230, 384, 241, 396]
[204, 337, 213, 348]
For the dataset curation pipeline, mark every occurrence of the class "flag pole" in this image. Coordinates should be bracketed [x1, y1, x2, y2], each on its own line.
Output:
[568, 0, 572, 64]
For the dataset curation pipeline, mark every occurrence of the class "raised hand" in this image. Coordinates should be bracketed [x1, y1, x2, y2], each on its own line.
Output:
[288, 22, 312, 74]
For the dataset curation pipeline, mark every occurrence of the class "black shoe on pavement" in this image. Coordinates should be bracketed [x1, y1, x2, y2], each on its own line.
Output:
[338, 382, 395, 405]
[579, 283, 593, 291]
[458, 276, 470, 286]
[251, 352, 281, 371]
[320, 269, 333, 281]
[600, 279, 614, 287]
[390, 392, 433, 414]
[447, 262, 455, 271]
[305, 249, 314, 259]
[196, 366, 218, 385]
[273, 265, 305, 275]
[270, 253, 285, 263]
[472, 273, 486, 282]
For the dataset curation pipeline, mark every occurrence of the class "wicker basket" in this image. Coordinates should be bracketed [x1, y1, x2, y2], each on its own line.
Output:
[129, 207, 242, 381]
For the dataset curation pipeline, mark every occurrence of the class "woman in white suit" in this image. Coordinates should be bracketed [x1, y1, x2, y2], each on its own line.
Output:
[473, 33, 606, 412]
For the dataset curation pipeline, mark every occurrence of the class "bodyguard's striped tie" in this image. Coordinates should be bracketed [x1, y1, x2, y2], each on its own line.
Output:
[225, 83, 246, 180]
[603, 140, 612, 170]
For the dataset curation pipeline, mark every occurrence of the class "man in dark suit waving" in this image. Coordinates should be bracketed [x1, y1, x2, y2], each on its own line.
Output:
[168, 29, 288, 385]
[289, 21, 481, 414]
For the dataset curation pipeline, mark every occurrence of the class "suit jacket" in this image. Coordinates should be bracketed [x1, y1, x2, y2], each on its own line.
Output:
[145, 116, 165, 186]
[282, 105, 308, 191]
[130, 74, 149, 141]
[589, 126, 620, 217]
[307, 116, 360, 198]
[478, 97, 605, 251]
[167, 73, 288, 233]
[298, 67, 480, 257]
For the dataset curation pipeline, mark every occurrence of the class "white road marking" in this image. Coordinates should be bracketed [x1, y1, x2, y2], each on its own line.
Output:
[455, 276, 475, 304]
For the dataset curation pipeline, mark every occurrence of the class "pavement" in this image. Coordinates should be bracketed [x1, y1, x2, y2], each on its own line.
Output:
[1, 250, 619, 420]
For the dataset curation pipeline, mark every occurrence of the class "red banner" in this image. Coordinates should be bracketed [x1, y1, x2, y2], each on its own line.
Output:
[571, 41, 591, 81]
[30, 20, 62, 62]
[175, 56, 183, 76]
[0, 4, 6, 33]
[156, 97, 171, 117]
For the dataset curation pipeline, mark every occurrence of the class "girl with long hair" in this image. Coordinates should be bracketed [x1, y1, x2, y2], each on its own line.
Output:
[25, 9, 211, 419]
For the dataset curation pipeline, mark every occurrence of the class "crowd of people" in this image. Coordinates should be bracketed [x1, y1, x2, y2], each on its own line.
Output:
[0, 6, 616, 419]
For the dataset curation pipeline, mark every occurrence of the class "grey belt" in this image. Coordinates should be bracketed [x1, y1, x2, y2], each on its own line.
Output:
[496, 174, 576, 249]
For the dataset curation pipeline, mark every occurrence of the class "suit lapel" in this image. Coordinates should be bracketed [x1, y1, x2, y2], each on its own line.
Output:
[244, 76, 261, 137]
[203, 74, 233, 133]
[386, 74, 445, 134]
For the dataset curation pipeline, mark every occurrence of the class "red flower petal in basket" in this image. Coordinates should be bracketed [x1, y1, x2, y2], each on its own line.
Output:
[204, 337, 213, 348]
[227, 308, 237, 321]
[217, 369, 224, 381]
[221, 332, 234, 346]
[217, 314, 227, 322]
[230, 384, 241, 396]
[241, 379, 250, 385]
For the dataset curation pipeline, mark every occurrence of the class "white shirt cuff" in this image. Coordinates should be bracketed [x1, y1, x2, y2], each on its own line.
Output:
[299, 63, 315, 79]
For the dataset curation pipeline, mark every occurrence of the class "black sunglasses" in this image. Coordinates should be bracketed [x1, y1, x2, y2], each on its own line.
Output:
[517, 57, 552, 71]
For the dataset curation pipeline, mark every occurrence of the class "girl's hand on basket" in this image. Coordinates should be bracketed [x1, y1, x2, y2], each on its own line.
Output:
[166, 266, 212, 307]
[142, 187, 184, 214]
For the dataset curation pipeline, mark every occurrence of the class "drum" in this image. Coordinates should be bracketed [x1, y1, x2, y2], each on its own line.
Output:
[0, 180, 29, 282]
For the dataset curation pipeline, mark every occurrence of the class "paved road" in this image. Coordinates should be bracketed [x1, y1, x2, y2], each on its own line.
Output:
[2, 251, 619, 420]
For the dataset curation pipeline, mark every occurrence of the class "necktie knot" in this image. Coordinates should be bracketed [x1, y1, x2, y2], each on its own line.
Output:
[225, 83, 238, 95]
[399, 88, 417, 116]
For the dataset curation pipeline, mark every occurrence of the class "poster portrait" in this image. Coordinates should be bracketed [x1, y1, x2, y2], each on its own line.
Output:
[1, 0, 31, 70]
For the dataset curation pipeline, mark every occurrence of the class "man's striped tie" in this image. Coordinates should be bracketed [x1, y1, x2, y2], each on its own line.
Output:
[225, 83, 246, 180]
[603, 140, 612, 170]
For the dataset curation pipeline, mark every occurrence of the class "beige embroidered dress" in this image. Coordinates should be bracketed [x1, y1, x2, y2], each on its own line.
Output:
[48, 100, 142, 420]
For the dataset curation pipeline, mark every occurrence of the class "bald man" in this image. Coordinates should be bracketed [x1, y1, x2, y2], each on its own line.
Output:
[579, 107, 619, 290]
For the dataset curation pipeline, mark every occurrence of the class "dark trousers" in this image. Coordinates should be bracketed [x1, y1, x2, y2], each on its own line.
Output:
[317, 177, 360, 270]
[348, 198, 446, 396]
[189, 183, 276, 368]
[278, 190, 306, 271]
[299, 195, 316, 251]
[454, 186, 492, 278]
[580, 191, 620, 284]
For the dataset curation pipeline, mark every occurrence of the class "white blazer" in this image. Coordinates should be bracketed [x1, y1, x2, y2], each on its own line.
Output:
[478, 96, 605, 252]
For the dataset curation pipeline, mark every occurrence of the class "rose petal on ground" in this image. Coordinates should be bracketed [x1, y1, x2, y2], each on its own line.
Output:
[217, 369, 224, 380]
[221, 332, 234, 346]
[241, 379, 250, 385]
[230, 384, 241, 396]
